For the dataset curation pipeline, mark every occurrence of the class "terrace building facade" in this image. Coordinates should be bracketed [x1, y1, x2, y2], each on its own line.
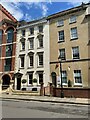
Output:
[0, 4, 17, 89]
[14, 18, 50, 91]
[47, 3, 90, 92]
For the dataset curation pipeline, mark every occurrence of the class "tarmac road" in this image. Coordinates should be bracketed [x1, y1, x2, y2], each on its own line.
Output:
[1, 99, 89, 118]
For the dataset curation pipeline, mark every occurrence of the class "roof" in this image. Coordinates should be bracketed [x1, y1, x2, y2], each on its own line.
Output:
[0, 4, 17, 23]
[47, 2, 90, 20]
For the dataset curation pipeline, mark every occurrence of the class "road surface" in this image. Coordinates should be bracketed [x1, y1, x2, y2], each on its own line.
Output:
[1, 99, 89, 118]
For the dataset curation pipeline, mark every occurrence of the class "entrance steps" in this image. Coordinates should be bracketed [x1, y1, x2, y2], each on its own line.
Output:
[12, 90, 40, 96]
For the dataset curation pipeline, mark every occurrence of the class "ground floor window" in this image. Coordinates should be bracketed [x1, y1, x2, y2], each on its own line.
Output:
[62, 71, 67, 84]
[38, 72, 43, 84]
[28, 73, 33, 84]
[74, 70, 82, 85]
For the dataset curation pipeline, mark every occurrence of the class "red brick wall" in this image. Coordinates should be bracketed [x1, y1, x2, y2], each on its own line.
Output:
[53, 88, 90, 98]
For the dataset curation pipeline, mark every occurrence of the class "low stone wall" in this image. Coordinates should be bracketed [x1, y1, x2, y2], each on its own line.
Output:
[53, 88, 90, 98]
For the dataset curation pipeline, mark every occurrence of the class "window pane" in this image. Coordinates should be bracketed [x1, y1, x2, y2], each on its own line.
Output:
[58, 30, 64, 41]
[72, 47, 79, 59]
[74, 70, 82, 84]
[29, 38, 34, 49]
[59, 49, 66, 60]
[7, 29, 14, 43]
[57, 20, 64, 27]
[30, 55, 33, 67]
[22, 30, 25, 36]
[39, 54, 43, 66]
[21, 56, 24, 67]
[70, 16, 76, 23]
[71, 27, 78, 39]
[30, 27, 34, 35]
[38, 25, 43, 33]
[39, 73, 43, 84]
[6, 45, 12, 57]
[21, 41, 25, 50]
[29, 74, 33, 84]
[39, 38, 43, 47]
[62, 71, 67, 83]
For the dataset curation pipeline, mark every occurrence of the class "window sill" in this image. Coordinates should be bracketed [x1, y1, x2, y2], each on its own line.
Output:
[28, 48, 34, 50]
[20, 50, 25, 52]
[57, 25, 64, 27]
[37, 66, 44, 68]
[19, 67, 24, 69]
[70, 37, 78, 41]
[58, 40, 65, 43]
[37, 47, 44, 49]
[74, 84, 82, 87]
[69, 21, 77, 24]
[27, 66, 34, 69]
[73, 58, 80, 60]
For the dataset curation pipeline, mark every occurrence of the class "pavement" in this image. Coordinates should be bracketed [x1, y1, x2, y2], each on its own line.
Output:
[0, 93, 90, 105]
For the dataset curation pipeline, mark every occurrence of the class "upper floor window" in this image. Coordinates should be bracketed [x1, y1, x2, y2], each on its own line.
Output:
[58, 30, 64, 42]
[7, 28, 14, 43]
[29, 27, 34, 35]
[38, 25, 43, 33]
[6, 45, 12, 57]
[21, 41, 25, 51]
[28, 52, 34, 67]
[21, 29, 25, 36]
[74, 70, 82, 85]
[62, 71, 67, 84]
[38, 35, 43, 48]
[57, 19, 64, 27]
[69, 15, 76, 24]
[71, 27, 78, 40]
[4, 58, 11, 71]
[38, 52, 43, 67]
[72, 46, 80, 59]
[20, 56, 25, 68]
[0, 30, 2, 44]
[28, 38, 34, 49]
[59, 48, 66, 60]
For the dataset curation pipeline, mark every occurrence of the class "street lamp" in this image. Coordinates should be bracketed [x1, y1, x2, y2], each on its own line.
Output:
[58, 56, 64, 98]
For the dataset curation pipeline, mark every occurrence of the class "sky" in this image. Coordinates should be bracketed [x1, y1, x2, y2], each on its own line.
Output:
[0, 0, 90, 22]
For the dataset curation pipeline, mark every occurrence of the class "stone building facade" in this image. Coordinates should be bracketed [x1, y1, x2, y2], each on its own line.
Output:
[47, 3, 90, 89]
[14, 18, 50, 91]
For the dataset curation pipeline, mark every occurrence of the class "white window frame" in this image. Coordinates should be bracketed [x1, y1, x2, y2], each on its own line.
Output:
[69, 15, 76, 24]
[74, 70, 82, 85]
[29, 54, 34, 67]
[57, 19, 64, 27]
[28, 73, 33, 85]
[37, 52, 43, 67]
[62, 71, 67, 85]
[37, 72, 43, 85]
[72, 46, 80, 59]
[71, 27, 78, 39]
[58, 30, 64, 42]
[28, 38, 34, 49]
[59, 48, 66, 60]
[20, 56, 24, 68]
[21, 41, 25, 51]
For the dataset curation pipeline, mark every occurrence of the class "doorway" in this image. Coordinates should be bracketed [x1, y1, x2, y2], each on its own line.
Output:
[2, 74, 10, 89]
[17, 78, 21, 90]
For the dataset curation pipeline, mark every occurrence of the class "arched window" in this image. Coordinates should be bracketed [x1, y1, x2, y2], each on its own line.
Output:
[7, 28, 14, 43]
[0, 30, 3, 44]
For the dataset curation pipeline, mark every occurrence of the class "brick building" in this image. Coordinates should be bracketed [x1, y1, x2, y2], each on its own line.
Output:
[0, 4, 17, 89]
